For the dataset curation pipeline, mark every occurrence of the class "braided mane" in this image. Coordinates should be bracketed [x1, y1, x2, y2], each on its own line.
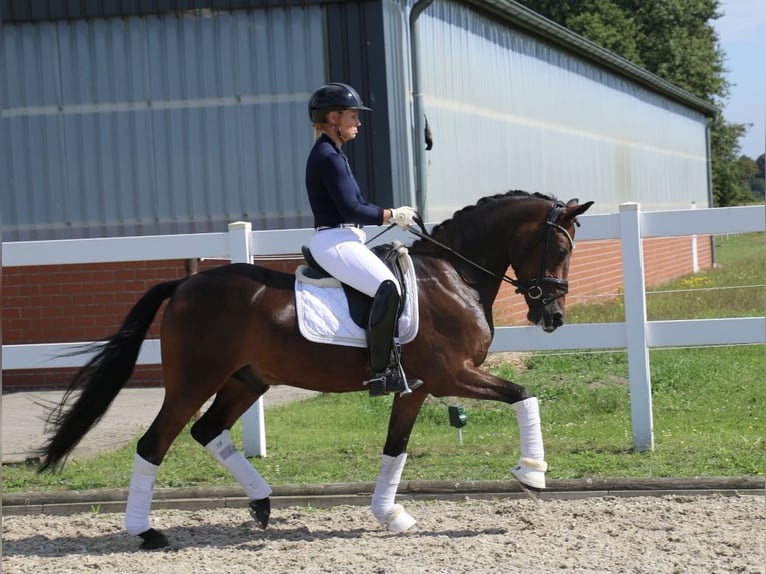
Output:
[426, 190, 556, 238]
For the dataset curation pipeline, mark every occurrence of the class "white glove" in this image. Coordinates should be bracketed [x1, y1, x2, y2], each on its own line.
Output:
[390, 206, 417, 229]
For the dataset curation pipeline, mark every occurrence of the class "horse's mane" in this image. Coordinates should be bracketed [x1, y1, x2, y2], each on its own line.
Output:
[410, 190, 558, 255]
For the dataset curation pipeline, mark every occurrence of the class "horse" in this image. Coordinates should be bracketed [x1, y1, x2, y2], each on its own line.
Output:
[38, 190, 593, 549]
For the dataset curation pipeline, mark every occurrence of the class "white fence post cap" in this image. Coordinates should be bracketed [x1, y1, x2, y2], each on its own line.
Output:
[620, 202, 640, 211]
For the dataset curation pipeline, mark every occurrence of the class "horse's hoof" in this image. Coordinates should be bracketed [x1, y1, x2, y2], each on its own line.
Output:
[511, 458, 547, 500]
[382, 504, 417, 533]
[249, 497, 271, 529]
[517, 480, 544, 501]
[138, 528, 169, 550]
[511, 458, 547, 488]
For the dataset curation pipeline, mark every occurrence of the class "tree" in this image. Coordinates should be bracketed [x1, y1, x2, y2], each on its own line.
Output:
[709, 117, 755, 205]
[748, 154, 765, 200]
[517, 0, 750, 206]
[520, 0, 644, 62]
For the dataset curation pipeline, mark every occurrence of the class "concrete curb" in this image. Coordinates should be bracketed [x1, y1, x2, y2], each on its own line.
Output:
[4, 477, 763, 516]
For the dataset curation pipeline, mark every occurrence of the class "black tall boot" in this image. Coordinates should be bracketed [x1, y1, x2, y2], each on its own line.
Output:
[365, 280, 421, 397]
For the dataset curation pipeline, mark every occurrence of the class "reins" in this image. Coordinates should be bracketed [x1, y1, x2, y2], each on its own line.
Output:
[370, 203, 574, 306]
[398, 222, 525, 290]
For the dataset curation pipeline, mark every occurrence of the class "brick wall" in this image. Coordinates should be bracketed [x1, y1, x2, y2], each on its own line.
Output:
[493, 236, 713, 325]
[1, 257, 301, 390]
[2, 236, 712, 390]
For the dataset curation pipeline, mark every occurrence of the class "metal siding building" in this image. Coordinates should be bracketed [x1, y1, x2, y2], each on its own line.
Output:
[2, 5, 327, 240]
[413, 0, 714, 220]
[0, 1, 719, 391]
[1, 0, 716, 241]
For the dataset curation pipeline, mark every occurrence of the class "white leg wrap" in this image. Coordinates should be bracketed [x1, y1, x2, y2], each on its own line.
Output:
[371, 453, 416, 532]
[125, 453, 158, 536]
[205, 430, 272, 500]
[511, 397, 547, 489]
[512, 397, 545, 460]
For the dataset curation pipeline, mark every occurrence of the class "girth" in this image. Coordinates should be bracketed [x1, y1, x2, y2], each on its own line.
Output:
[300, 243, 408, 329]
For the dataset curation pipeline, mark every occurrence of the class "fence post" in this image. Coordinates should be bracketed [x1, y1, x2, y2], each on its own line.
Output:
[691, 202, 699, 272]
[619, 203, 654, 451]
[228, 221, 267, 458]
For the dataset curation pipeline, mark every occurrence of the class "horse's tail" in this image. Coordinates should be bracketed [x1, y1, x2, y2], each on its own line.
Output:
[37, 278, 184, 472]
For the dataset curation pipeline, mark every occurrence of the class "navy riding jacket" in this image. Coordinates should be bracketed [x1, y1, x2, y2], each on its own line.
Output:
[305, 134, 384, 228]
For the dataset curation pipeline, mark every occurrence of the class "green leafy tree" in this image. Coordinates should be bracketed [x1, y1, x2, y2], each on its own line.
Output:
[748, 154, 765, 199]
[737, 156, 759, 183]
[523, 0, 644, 61]
[628, 0, 727, 98]
[517, 0, 750, 206]
[709, 117, 755, 205]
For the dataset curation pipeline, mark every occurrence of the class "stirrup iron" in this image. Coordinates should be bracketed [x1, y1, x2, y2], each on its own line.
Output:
[365, 361, 422, 398]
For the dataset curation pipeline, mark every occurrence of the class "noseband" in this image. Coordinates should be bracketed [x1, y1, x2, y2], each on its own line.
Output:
[518, 201, 573, 306]
[401, 201, 574, 307]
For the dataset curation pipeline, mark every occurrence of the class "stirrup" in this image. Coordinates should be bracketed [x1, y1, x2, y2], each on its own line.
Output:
[365, 364, 422, 398]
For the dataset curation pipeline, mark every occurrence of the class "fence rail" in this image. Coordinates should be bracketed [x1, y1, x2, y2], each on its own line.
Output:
[3, 204, 764, 454]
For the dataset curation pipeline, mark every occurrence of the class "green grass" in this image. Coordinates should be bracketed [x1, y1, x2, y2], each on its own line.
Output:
[503, 346, 763, 478]
[568, 232, 765, 323]
[3, 233, 764, 492]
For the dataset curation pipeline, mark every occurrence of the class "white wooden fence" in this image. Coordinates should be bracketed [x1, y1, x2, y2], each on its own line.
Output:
[3, 204, 764, 455]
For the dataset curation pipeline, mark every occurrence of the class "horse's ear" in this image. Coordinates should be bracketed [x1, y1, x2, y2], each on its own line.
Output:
[562, 200, 594, 227]
[565, 199, 594, 218]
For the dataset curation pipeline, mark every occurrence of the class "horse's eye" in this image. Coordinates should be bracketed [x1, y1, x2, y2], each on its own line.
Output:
[557, 247, 568, 260]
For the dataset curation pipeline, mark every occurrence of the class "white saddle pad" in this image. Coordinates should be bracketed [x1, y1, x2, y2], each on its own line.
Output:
[295, 254, 419, 348]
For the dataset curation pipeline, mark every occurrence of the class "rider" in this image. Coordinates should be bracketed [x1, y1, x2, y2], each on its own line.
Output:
[305, 82, 420, 397]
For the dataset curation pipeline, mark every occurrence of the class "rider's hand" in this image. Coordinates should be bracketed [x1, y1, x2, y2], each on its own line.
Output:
[390, 206, 418, 229]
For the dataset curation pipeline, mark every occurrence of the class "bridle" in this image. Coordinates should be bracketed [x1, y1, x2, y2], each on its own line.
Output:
[394, 201, 574, 306]
[524, 201, 574, 305]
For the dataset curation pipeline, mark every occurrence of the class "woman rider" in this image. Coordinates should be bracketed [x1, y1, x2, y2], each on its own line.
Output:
[305, 82, 420, 397]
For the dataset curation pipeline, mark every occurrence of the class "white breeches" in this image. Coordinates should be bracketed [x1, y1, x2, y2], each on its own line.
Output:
[309, 227, 399, 297]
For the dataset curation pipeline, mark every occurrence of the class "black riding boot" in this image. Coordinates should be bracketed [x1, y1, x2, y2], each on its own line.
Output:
[365, 280, 421, 397]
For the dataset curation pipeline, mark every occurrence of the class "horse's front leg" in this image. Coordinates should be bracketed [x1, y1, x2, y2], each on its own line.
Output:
[371, 391, 427, 532]
[451, 364, 548, 492]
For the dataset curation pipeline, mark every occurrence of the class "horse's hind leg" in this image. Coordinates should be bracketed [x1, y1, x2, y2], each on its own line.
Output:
[126, 390, 211, 549]
[190, 367, 273, 528]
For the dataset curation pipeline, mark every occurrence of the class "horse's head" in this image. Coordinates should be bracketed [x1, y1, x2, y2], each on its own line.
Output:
[410, 191, 593, 333]
[511, 197, 594, 332]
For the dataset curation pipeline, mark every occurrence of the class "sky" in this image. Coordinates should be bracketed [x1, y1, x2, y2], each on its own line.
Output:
[713, 0, 766, 159]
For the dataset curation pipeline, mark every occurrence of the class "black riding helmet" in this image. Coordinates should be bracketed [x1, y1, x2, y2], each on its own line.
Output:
[308, 83, 372, 123]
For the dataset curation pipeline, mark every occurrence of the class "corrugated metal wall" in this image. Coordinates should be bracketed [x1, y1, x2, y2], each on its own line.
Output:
[1, 0, 716, 241]
[323, 0, 400, 211]
[2, 6, 325, 241]
[381, 0, 417, 207]
[416, 0, 711, 221]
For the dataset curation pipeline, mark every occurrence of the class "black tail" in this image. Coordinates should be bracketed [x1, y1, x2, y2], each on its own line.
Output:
[38, 279, 184, 472]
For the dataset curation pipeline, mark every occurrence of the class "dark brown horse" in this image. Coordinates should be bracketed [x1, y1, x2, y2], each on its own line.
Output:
[39, 190, 593, 549]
